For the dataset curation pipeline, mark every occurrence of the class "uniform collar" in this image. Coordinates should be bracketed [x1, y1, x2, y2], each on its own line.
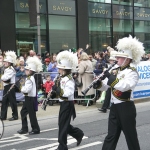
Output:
[120, 64, 130, 71]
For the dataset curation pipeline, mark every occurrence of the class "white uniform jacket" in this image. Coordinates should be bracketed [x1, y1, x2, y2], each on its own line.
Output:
[1, 66, 16, 86]
[21, 76, 36, 97]
[59, 75, 74, 102]
[98, 65, 139, 104]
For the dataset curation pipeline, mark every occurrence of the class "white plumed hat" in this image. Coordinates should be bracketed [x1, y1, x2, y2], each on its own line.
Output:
[115, 35, 145, 64]
[56, 50, 78, 70]
[109, 51, 117, 61]
[25, 56, 43, 72]
[4, 51, 17, 65]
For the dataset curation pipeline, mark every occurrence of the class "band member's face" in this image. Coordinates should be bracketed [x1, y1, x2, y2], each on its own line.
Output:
[109, 60, 115, 64]
[25, 69, 31, 76]
[58, 68, 65, 75]
[3, 61, 10, 67]
[116, 57, 130, 66]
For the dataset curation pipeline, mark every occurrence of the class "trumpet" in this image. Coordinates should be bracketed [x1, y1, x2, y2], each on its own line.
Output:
[81, 63, 117, 96]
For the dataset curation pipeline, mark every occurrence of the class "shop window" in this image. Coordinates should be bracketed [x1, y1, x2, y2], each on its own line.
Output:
[88, 0, 111, 3]
[89, 18, 111, 51]
[113, 19, 133, 46]
[135, 20, 150, 52]
[49, 15, 76, 54]
[134, 0, 150, 7]
[112, 0, 132, 6]
[15, 13, 47, 56]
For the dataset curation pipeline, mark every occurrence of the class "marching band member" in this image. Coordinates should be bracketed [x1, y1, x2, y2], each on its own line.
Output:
[93, 35, 145, 150]
[50, 51, 84, 150]
[17, 56, 42, 135]
[0, 51, 18, 121]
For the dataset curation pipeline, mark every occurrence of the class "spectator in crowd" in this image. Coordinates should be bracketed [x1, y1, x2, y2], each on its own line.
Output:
[94, 52, 107, 100]
[103, 49, 110, 63]
[88, 53, 97, 70]
[37, 54, 42, 61]
[29, 50, 36, 57]
[43, 75, 54, 97]
[43, 58, 50, 72]
[94, 52, 107, 76]
[0, 55, 4, 68]
[147, 54, 150, 61]
[77, 52, 95, 106]
[77, 48, 83, 62]
[0, 55, 4, 91]
[48, 54, 58, 81]
[141, 54, 149, 61]
[42, 51, 50, 62]
[15, 58, 26, 82]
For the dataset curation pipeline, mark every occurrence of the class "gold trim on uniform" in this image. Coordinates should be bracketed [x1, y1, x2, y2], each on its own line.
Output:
[111, 78, 119, 88]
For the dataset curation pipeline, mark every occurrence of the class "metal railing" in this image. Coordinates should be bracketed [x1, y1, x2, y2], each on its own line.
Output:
[0, 72, 97, 107]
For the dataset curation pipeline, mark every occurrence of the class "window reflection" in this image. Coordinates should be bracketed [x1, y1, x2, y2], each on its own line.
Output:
[112, 0, 132, 5]
[113, 19, 132, 46]
[135, 20, 150, 52]
[134, 0, 150, 7]
[15, 13, 46, 55]
[89, 18, 111, 51]
[49, 15, 76, 54]
[88, 0, 111, 3]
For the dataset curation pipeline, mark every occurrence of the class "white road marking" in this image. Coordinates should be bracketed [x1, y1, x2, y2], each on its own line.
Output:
[0, 134, 28, 143]
[69, 141, 102, 150]
[28, 136, 88, 150]
[47, 136, 88, 150]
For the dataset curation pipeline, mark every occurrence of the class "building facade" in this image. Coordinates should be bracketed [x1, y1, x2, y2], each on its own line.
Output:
[0, 0, 150, 55]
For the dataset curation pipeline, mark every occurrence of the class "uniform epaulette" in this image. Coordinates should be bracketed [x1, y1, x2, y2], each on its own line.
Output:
[27, 76, 31, 80]
[67, 74, 72, 80]
[128, 67, 136, 71]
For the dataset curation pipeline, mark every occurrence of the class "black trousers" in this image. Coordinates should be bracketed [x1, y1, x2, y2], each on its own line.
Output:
[1, 84, 18, 119]
[101, 88, 111, 109]
[20, 96, 40, 132]
[58, 101, 84, 150]
[102, 101, 140, 150]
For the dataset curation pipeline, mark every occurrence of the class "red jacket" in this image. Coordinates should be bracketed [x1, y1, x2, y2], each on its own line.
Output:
[43, 81, 54, 93]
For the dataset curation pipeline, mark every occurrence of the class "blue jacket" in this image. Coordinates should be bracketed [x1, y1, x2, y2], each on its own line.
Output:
[48, 62, 58, 81]
[93, 59, 107, 76]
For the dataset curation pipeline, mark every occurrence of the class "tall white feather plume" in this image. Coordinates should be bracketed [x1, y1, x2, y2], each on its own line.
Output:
[56, 50, 78, 71]
[26, 56, 43, 73]
[116, 35, 145, 64]
[5, 51, 17, 65]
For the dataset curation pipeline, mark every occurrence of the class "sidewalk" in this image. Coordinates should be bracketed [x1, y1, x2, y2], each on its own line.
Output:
[2, 102, 97, 124]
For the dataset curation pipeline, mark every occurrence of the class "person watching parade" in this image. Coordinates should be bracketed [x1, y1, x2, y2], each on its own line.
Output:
[0, 51, 18, 121]
[50, 50, 84, 150]
[17, 56, 42, 135]
[93, 35, 145, 150]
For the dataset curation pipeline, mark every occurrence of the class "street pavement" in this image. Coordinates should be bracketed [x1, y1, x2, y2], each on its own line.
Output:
[0, 101, 150, 150]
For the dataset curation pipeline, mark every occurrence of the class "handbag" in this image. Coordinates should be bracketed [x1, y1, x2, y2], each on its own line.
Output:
[75, 77, 83, 87]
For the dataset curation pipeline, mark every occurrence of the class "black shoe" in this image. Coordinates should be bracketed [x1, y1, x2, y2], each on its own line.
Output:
[8, 117, 18, 121]
[98, 108, 107, 113]
[77, 133, 84, 146]
[17, 129, 28, 134]
[29, 130, 40, 135]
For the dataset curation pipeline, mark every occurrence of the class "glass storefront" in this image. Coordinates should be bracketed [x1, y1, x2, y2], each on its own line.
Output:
[15, 13, 47, 55]
[48, 0, 76, 54]
[14, 0, 76, 55]
[13, 0, 150, 54]
[88, 0, 150, 53]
